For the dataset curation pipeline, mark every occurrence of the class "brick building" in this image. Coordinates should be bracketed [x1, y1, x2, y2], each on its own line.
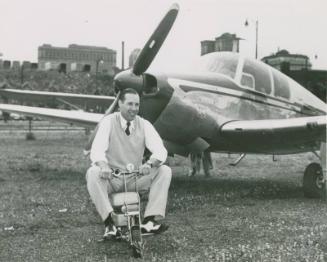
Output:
[38, 44, 117, 75]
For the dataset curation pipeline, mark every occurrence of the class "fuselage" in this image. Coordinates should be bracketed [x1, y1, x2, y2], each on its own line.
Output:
[116, 52, 326, 155]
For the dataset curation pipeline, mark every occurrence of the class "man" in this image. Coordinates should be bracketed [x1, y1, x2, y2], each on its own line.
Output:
[86, 88, 172, 238]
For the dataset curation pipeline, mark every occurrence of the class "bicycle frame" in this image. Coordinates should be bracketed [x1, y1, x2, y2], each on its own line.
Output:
[109, 167, 144, 258]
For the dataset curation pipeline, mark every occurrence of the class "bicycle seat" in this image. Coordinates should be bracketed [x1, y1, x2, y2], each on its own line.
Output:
[110, 192, 139, 207]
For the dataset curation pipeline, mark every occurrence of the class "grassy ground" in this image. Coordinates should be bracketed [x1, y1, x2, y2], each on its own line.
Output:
[0, 123, 327, 261]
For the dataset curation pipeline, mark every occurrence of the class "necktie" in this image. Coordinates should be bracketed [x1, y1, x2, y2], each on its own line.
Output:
[125, 121, 131, 135]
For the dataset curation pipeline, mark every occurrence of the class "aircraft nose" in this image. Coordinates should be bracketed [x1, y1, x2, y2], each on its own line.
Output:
[114, 70, 143, 94]
[113, 70, 173, 124]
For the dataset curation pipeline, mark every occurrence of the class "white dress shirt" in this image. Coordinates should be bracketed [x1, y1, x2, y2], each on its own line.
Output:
[90, 112, 167, 165]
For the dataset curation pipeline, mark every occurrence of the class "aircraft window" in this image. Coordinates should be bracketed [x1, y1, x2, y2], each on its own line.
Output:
[198, 53, 238, 79]
[243, 59, 272, 94]
[240, 73, 255, 89]
[272, 70, 290, 99]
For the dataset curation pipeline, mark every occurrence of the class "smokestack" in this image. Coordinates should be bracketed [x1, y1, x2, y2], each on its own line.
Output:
[121, 41, 125, 70]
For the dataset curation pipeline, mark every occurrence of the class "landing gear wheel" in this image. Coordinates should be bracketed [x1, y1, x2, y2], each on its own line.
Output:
[131, 226, 143, 258]
[303, 162, 325, 198]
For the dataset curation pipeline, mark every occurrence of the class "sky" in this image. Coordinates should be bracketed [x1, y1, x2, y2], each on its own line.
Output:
[0, 0, 326, 71]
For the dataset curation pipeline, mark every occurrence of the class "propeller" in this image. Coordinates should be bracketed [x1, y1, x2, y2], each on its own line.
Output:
[85, 5, 179, 152]
[132, 3, 179, 76]
[114, 3, 179, 93]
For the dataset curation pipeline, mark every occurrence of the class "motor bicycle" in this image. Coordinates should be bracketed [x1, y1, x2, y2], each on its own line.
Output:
[109, 163, 144, 258]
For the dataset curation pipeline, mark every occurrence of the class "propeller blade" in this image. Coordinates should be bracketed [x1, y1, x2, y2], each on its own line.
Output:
[104, 91, 120, 115]
[132, 3, 179, 75]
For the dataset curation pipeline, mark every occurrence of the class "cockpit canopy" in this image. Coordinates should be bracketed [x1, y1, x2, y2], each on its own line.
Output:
[191, 52, 325, 112]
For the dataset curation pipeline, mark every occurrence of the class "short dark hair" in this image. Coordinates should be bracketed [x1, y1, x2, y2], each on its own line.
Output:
[118, 88, 139, 102]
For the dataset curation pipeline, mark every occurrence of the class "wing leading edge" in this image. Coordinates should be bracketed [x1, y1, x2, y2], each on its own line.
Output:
[219, 115, 327, 154]
[0, 89, 115, 110]
[0, 104, 102, 127]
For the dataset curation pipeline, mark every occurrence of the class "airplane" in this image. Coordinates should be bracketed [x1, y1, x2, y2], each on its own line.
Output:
[0, 4, 326, 198]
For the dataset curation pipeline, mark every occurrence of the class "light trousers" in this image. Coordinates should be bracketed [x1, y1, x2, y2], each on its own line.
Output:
[86, 165, 172, 221]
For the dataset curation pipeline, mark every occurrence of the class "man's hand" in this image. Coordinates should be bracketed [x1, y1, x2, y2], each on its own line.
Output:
[96, 161, 113, 180]
[139, 163, 152, 175]
[100, 165, 113, 180]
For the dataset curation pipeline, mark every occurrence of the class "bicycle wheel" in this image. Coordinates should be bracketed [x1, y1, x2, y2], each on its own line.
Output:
[131, 225, 143, 258]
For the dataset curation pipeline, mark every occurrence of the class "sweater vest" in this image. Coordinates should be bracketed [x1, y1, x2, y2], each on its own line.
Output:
[106, 113, 145, 171]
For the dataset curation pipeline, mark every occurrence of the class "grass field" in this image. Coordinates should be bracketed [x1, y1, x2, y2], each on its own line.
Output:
[1, 123, 327, 262]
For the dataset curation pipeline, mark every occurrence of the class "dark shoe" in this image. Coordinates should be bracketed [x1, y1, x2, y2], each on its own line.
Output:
[140, 220, 169, 235]
[188, 168, 196, 177]
[103, 224, 117, 239]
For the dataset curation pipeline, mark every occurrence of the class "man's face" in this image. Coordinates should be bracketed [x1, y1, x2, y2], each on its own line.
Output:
[119, 93, 140, 121]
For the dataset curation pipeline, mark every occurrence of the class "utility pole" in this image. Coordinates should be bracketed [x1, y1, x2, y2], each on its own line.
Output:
[95, 58, 103, 90]
[121, 41, 125, 70]
[245, 19, 259, 59]
[20, 63, 25, 85]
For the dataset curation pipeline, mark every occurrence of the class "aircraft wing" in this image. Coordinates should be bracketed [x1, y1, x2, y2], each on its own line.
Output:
[1, 102, 326, 155]
[0, 104, 103, 127]
[219, 115, 327, 153]
[0, 88, 115, 110]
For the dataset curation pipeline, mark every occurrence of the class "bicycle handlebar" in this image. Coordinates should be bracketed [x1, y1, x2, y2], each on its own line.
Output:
[112, 169, 141, 178]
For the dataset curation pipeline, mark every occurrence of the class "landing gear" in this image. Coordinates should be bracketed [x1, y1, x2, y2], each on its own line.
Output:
[303, 162, 325, 198]
[25, 116, 35, 140]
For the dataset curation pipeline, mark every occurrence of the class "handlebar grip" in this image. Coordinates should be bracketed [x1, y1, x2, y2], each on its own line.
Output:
[111, 169, 141, 177]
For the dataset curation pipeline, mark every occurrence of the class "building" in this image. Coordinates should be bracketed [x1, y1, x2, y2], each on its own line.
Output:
[31, 63, 38, 70]
[129, 48, 141, 68]
[12, 61, 20, 70]
[261, 49, 311, 71]
[22, 61, 32, 69]
[201, 33, 242, 56]
[38, 44, 117, 74]
[2, 60, 11, 69]
[261, 49, 325, 102]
